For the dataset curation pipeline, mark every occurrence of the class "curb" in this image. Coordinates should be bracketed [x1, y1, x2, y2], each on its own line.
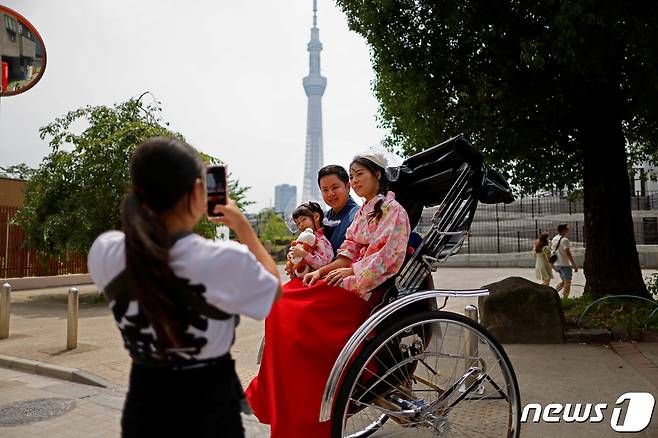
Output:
[610, 342, 658, 391]
[564, 328, 612, 344]
[0, 354, 113, 388]
[0, 275, 92, 291]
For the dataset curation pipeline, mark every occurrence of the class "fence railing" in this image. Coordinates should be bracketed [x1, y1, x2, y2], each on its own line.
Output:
[473, 191, 658, 219]
[0, 206, 88, 278]
[416, 193, 658, 254]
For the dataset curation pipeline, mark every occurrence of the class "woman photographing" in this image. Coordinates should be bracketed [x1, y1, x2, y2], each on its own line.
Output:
[88, 137, 282, 437]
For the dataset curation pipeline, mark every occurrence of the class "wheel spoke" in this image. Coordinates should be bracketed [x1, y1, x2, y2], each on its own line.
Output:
[334, 312, 519, 438]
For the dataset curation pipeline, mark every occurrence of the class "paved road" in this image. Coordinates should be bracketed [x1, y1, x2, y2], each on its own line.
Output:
[0, 367, 269, 437]
[0, 267, 607, 387]
[1, 342, 656, 437]
[0, 266, 657, 436]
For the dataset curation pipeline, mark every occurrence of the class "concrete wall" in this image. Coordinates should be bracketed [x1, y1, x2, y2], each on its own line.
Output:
[441, 245, 658, 268]
[1, 249, 655, 290]
[1, 274, 92, 291]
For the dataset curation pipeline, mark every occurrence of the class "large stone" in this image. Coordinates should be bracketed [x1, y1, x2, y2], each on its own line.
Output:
[478, 276, 565, 344]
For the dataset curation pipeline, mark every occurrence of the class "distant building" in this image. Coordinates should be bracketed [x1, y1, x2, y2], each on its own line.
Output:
[274, 184, 297, 218]
[0, 12, 42, 92]
[630, 163, 658, 196]
[0, 176, 25, 207]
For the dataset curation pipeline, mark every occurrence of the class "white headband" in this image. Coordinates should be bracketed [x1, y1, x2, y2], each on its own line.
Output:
[357, 153, 388, 169]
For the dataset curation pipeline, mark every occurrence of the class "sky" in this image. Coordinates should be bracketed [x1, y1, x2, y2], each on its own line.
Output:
[0, 0, 388, 213]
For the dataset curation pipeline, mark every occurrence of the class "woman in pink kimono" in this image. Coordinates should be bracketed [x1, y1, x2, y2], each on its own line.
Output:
[246, 154, 410, 437]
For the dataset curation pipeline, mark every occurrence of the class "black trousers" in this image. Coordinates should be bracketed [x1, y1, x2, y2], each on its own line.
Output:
[122, 356, 245, 438]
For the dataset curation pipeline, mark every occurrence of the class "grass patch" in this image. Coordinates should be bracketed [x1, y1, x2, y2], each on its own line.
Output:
[79, 291, 107, 305]
[562, 294, 658, 331]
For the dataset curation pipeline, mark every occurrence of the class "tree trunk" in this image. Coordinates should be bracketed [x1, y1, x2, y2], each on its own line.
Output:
[581, 96, 650, 299]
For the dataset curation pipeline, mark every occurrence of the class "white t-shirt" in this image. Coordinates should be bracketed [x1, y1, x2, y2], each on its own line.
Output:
[88, 231, 278, 362]
[551, 234, 571, 267]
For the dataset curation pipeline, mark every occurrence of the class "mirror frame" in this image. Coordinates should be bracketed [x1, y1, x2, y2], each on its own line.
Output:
[0, 5, 47, 97]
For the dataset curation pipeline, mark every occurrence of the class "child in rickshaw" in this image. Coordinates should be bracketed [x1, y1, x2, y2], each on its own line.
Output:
[286, 201, 334, 278]
[246, 153, 410, 437]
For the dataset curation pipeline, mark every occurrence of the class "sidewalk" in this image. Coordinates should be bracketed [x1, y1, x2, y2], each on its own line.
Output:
[0, 344, 655, 437]
[0, 266, 656, 436]
[0, 367, 269, 437]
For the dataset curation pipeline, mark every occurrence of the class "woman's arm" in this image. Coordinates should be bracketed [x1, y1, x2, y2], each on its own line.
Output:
[303, 256, 352, 286]
[234, 224, 284, 300]
[213, 201, 283, 301]
[319, 257, 351, 275]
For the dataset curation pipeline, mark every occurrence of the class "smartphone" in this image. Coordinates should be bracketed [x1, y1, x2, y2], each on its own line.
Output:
[206, 165, 228, 216]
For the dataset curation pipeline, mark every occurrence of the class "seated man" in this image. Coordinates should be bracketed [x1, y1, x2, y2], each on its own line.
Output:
[318, 164, 361, 255]
[319, 163, 422, 258]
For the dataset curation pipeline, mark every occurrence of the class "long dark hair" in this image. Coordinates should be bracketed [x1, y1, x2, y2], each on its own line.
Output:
[292, 201, 324, 230]
[350, 156, 389, 223]
[121, 137, 204, 351]
[534, 232, 550, 253]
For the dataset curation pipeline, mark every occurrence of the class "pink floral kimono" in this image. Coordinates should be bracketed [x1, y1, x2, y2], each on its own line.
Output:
[302, 229, 334, 270]
[338, 191, 411, 299]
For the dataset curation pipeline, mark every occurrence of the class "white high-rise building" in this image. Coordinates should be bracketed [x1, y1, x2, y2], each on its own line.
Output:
[274, 184, 297, 218]
[301, 0, 326, 205]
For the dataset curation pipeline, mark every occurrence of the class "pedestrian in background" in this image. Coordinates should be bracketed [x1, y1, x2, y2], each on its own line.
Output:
[552, 223, 578, 298]
[533, 232, 553, 286]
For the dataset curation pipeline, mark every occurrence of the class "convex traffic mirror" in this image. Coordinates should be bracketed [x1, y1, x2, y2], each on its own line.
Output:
[0, 5, 46, 96]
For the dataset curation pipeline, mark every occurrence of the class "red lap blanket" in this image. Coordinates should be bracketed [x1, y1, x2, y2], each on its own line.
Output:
[245, 278, 370, 437]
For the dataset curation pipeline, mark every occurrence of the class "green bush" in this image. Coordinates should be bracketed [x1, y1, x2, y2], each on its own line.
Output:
[12, 94, 252, 259]
[562, 294, 658, 331]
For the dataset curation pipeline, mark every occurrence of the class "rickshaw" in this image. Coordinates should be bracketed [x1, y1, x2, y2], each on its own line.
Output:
[262, 134, 521, 437]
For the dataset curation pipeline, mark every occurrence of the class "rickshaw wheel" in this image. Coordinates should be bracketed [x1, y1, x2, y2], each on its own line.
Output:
[331, 311, 520, 438]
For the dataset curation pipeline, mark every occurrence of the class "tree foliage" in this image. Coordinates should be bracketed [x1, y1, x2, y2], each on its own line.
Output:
[14, 94, 252, 258]
[336, 0, 658, 298]
[0, 163, 36, 180]
[336, 0, 658, 193]
[258, 209, 294, 244]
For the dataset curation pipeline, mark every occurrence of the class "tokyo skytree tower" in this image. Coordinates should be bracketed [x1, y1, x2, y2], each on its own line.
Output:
[301, 0, 326, 205]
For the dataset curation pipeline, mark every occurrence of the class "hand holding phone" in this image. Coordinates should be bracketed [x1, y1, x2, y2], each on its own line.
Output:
[207, 165, 228, 216]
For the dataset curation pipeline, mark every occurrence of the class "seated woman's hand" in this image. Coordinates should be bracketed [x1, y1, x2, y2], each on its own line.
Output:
[324, 268, 354, 287]
[303, 270, 322, 287]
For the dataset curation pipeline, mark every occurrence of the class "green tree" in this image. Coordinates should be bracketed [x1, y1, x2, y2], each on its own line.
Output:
[337, 0, 658, 298]
[0, 163, 36, 180]
[258, 209, 294, 244]
[14, 94, 252, 259]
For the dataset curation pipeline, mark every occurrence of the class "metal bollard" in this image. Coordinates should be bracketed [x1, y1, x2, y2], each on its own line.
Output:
[463, 305, 480, 389]
[67, 287, 79, 350]
[0, 283, 10, 339]
[464, 304, 479, 323]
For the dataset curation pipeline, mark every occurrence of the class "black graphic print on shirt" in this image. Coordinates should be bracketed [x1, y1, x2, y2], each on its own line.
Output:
[104, 270, 233, 363]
